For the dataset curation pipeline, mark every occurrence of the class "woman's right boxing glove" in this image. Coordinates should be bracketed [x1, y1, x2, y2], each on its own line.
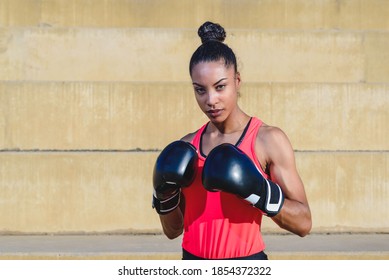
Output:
[152, 141, 198, 215]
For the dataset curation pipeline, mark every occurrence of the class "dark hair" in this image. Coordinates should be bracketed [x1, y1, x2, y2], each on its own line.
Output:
[189, 21, 238, 75]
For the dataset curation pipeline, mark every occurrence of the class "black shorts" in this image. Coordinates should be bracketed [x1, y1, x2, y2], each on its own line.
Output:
[182, 248, 268, 260]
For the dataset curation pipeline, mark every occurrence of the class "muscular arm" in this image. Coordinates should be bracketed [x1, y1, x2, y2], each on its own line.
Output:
[256, 126, 312, 237]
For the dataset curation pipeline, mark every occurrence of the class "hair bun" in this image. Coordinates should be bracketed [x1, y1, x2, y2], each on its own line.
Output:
[198, 21, 226, 44]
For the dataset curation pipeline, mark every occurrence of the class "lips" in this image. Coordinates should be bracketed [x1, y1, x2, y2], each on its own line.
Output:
[207, 109, 223, 118]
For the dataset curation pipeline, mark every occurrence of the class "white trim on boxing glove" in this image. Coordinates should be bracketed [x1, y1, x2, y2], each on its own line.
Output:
[246, 179, 284, 217]
[264, 180, 284, 214]
[245, 193, 261, 206]
[152, 189, 181, 215]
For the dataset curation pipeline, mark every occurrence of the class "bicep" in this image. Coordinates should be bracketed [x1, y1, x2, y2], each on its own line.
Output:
[261, 128, 308, 205]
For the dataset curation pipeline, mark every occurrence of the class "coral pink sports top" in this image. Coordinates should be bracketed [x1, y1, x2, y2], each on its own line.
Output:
[181, 117, 268, 259]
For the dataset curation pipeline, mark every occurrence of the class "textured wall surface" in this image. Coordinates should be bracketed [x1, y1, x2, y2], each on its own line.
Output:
[0, 0, 388, 234]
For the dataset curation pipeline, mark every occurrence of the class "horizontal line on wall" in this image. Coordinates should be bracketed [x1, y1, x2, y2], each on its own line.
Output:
[0, 149, 159, 153]
[295, 150, 388, 153]
[0, 149, 387, 153]
[1, 80, 389, 85]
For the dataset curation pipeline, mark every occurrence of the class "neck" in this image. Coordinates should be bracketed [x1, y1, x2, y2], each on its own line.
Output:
[210, 109, 251, 135]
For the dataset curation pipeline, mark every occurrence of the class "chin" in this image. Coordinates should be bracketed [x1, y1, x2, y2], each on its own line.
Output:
[208, 116, 226, 124]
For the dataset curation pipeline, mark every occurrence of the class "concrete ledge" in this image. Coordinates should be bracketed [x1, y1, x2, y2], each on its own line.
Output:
[0, 234, 388, 260]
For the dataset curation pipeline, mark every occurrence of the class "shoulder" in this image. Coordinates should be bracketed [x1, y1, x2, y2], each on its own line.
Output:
[180, 131, 197, 143]
[257, 123, 290, 146]
[180, 122, 209, 143]
[256, 123, 295, 165]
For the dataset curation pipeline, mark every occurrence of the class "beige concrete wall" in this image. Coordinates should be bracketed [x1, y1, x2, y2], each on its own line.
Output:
[263, 152, 389, 233]
[1, 28, 388, 83]
[0, 82, 207, 150]
[0, 0, 388, 234]
[0, 152, 160, 233]
[0, 151, 387, 233]
[1, 0, 388, 30]
[1, 82, 387, 151]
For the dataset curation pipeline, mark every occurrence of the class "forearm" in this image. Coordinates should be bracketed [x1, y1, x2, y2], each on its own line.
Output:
[271, 198, 312, 237]
[159, 207, 184, 239]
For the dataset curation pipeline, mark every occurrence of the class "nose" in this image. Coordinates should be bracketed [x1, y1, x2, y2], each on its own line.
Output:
[206, 90, 218, 108]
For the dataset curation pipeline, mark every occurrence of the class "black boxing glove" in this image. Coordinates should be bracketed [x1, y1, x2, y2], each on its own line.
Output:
[202, 143, 284, 217]
[152, 140, 198, 215]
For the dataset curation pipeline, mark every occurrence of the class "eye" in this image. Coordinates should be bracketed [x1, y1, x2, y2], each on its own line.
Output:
[216, 84, 226, 91]
[194, 87, 206, 95]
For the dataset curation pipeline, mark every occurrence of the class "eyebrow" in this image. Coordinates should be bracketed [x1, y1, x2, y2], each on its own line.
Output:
[192, 78, 228, 87]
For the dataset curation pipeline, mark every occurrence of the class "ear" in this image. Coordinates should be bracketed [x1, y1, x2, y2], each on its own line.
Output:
[235, 72, 241, 89]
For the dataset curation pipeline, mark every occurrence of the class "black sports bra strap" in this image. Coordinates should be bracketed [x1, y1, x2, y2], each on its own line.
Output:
[199, 117, 253, 158]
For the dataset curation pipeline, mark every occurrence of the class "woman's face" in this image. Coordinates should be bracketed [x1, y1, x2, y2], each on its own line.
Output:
[190, 60, 241, 123]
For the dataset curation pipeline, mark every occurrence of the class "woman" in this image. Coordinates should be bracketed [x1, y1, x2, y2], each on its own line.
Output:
[152, 21, 311, 260]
